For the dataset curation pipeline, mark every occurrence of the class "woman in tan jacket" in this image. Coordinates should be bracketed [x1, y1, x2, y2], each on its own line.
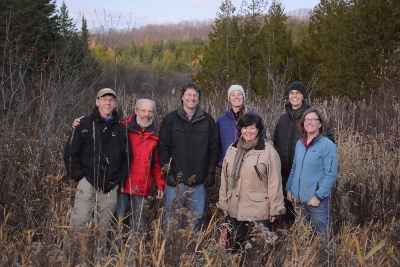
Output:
[218, 113, 285, 252]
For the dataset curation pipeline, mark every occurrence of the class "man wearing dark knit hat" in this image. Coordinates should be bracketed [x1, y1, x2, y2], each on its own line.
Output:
[274, 82, 334, 226]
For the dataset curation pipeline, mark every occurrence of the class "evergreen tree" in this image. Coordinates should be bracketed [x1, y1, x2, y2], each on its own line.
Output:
[58, 1, 75, 38]
[236, 0, 269, 95]
[308, 0, 400, 97]
[256, 0, 293, 95]
[12, 0, 59, 71]
[80, 15, 89, 45]
[196, 0, 241, 93]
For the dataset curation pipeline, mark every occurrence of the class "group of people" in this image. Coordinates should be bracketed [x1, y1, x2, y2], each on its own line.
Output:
[63, 81, 338, 257]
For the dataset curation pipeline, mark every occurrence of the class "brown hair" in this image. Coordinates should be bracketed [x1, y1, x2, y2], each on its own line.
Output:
[236, 113, 265, 138]
[299, 108, 327, 137]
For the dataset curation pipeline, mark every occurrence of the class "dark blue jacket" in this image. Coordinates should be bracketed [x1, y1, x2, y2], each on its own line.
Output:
[216, 109, 266, 164]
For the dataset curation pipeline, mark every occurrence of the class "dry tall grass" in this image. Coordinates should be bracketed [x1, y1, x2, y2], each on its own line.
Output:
[1, 86, 400, 266]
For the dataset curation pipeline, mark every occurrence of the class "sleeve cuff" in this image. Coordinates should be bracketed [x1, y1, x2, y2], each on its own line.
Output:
[315, 192, 324, 201]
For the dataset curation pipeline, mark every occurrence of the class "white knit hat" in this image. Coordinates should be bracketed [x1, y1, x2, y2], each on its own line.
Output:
[227, 84, 245, 100]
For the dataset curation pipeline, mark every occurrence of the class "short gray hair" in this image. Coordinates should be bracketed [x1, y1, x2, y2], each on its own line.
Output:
[134, 99, 156, 110]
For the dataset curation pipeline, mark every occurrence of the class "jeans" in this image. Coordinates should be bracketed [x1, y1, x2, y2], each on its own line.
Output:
[114, 192, 146, 232]
[296, 198, 332, 241]
[163, 184, 206, 231]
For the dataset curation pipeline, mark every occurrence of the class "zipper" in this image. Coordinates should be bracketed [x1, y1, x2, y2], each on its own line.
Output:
[254, 155, 263, 181]
[297, 148, 309, 201]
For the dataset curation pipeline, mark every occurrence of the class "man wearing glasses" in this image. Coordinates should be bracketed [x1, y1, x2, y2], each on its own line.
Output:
[64, 88, 131, 256]
[159, 82, 219, 232]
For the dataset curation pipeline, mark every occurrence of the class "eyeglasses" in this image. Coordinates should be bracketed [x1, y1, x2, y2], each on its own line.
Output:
[99, 98, 116, 103]
[304, 118, 320, 123]
[184, 93, 199, 99]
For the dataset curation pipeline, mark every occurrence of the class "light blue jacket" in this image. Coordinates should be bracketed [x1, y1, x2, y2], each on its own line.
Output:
[285, 135, 338, 203]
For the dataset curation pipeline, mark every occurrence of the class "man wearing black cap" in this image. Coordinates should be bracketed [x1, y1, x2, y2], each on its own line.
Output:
[273, 82, 334, 225]
[64, 88, 131, 256]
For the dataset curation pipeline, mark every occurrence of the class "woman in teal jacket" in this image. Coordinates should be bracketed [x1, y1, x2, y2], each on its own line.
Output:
[286, 108, 338, 241]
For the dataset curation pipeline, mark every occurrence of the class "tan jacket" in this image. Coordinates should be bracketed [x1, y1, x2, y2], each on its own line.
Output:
[218, 138, 286, 221]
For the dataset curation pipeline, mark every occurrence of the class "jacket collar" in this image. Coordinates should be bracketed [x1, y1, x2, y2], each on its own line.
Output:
[225, 105, 254, 120]
[232, 136, 265, 150]
[91, 106, 119, 121]
[285, 101, 310, 120]
[178, 104, 204, 123]
[126, 114, 158, 135]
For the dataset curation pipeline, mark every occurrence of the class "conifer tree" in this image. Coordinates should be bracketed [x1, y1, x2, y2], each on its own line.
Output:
[196, 0, 241, 93]
[308, 0, 400, 97]
[236, 0, 268, 95]
[256, 0, 293, 95]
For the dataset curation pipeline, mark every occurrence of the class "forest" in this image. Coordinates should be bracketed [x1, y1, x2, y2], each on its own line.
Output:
[0, 0, 399, 266]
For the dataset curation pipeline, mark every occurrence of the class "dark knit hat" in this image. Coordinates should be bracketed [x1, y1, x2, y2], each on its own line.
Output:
[288, 82, 307, 98]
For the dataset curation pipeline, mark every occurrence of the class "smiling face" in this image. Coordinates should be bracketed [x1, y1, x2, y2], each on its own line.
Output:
[181, 88, 199, 112]
[229, 90, 244, 109]
[96, 94, 116, 118]
[303, 112, 322, 137]
[289, 90, 304, 109]
[135, 100, 154, 128]
[241, 123, 259, 143]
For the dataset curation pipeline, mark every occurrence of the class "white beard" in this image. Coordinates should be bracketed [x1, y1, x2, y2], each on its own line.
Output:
[136, 115, 153, 128]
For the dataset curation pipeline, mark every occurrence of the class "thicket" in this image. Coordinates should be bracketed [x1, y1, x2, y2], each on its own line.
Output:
[1, 0, 400, 266]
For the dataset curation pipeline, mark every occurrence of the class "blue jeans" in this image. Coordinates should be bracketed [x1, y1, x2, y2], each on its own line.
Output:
[114, 192, 145, 232]
[296, 198, 332, 241]
[163, 184, 206, 231]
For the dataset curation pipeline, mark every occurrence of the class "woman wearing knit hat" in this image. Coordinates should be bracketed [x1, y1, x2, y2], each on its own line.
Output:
[216, 85, 266, 167]
[273, 82, 335, 225]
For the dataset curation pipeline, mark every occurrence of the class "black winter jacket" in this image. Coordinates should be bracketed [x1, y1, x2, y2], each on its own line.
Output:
[64, 107, 131, 193]
[159, 105, 219, 186]
[273, 101, 335, 186]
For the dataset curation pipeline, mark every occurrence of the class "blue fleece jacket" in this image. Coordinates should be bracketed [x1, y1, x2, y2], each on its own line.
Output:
[285, 135, 338, 203]
[216, 109, 266, 164]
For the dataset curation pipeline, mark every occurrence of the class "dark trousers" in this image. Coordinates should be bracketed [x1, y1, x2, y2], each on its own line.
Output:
[228, 216, 271, 252]
[282, 173, 296, 224]
[283, 192, 296, 223]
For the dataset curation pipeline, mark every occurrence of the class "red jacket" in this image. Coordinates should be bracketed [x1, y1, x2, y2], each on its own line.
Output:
[120, 114, 165, 196]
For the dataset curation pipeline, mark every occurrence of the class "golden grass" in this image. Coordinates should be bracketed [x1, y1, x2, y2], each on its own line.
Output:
[1, 91, 400, 266]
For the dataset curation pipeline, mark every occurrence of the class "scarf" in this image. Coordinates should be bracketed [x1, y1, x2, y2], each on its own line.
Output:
[230, 136, 259, 189]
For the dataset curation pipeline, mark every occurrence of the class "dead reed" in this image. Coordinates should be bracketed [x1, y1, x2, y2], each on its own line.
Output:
[1, 88, 400, 266]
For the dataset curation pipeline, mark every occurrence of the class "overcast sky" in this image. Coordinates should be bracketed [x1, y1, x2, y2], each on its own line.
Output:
[56, 0, 320, 30]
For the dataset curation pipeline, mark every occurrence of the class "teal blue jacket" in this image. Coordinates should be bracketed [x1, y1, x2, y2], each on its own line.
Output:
[285, 135, 338, 203]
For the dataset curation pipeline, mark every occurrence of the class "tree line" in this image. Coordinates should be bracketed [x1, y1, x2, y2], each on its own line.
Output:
[198, 0, 400, 98]
[1, 0, 400, 110]
[88, 0, 400, 99]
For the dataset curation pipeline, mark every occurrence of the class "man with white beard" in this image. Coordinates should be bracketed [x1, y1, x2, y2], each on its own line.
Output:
[72, 99, 165, 246]
[115, 99, 165, 236]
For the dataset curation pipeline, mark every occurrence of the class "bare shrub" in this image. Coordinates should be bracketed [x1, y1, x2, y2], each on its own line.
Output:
[1, 27, 400, 266]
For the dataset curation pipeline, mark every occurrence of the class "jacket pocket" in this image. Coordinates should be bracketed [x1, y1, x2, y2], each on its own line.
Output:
[248, 192, 269, 202]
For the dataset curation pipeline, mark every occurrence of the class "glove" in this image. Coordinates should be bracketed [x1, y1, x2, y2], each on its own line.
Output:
[203, 172, 215, 187]
[166, 173, 177, 187]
